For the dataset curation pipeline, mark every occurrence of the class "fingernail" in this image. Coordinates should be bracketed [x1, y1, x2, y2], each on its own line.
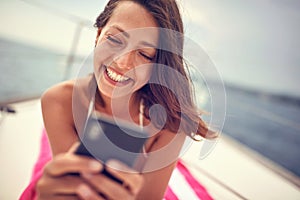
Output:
[77, 184, 92, 198]
[89, 160, 102, 171]
[107, 160, 122, 170]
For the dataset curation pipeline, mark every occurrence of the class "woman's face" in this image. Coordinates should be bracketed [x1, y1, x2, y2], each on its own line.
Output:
[94, 1, 159, 99]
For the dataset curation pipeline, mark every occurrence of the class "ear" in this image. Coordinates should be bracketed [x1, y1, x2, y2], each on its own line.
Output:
[95, 28, 102, 47]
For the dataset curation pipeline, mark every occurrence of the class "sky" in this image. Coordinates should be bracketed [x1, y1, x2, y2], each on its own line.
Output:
[0, 0, 299, 97]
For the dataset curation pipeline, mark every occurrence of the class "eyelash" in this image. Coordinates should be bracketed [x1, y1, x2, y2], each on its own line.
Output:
[107, 35, 122, 45]
[106, 34, 154, 61]
[139, 52, 154, 61]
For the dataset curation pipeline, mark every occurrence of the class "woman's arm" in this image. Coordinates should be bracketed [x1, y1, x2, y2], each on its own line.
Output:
[41, 80, 78, 155]
[137, 129, 187, 199]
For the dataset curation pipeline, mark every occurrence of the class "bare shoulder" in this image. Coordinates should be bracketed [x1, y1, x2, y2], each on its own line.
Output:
[144, 128, 186, 174]
[41, 80, 75, 107]
[149, 128, 186, 152]
[144, 128, 186, 172]
[41, 75, 91, 108]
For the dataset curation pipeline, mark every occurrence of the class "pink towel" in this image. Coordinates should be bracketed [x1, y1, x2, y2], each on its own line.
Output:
[20, 129, 52, 200]
[20, 130, 213, 200]
[165, 161, 213, 200]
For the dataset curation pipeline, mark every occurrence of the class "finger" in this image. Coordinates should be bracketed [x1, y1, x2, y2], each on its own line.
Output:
[37, 175, 86, 196]
[76, 184, 105, 200]
[106, 159, 137, 173]
[81, 173, 133, 200]
[105, 160, 144, 195]
[44, 154, 103, 177]
[67, 142, 81, 154]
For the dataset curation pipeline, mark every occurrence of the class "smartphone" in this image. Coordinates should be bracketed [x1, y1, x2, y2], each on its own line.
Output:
[74, 113, 149, 183]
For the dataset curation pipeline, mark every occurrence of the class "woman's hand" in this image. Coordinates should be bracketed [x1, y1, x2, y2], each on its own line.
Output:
[36, 143, 145, 200]
[81, 160, 144, 200]
[36, 142, 103, 199]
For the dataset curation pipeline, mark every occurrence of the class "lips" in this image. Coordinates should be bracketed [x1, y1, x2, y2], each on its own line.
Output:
[103, 65, 132, 85]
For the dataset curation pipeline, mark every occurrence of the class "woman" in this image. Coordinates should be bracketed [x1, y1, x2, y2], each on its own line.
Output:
[34, 0, 214, 199]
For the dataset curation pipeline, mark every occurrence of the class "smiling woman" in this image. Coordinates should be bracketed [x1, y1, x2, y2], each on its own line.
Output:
[95, 24, 157, 98]
[20, 0, 215, 199]
[93, 2, 159, 101]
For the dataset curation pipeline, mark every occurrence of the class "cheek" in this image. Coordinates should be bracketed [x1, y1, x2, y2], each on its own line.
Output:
[93, 44, 115, 74]
[94, 43, 112, 63]
[94, 36, 121, 63]
[134, 65, 153, 84]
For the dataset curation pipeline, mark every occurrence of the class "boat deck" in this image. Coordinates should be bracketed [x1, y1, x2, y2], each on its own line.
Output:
[0, 99, 299, 199]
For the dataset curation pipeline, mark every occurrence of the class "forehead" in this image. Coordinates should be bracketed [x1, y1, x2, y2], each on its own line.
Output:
[103, 1, 159, 45]
[109, 1, 158, 29]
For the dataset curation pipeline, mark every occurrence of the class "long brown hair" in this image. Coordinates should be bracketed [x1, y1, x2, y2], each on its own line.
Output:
[94, 0, 215, 139]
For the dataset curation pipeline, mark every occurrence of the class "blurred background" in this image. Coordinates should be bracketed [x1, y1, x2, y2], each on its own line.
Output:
[0, 0, 299, 199]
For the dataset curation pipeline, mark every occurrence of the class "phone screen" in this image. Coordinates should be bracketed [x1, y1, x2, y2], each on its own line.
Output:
[75, 114, 149, 172]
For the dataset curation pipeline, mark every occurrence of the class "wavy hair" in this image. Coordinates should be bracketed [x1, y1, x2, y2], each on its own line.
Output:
[93, 0, 215, 139]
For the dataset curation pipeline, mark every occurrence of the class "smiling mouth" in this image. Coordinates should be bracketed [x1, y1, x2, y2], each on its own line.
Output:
[104, 66, 131, 84]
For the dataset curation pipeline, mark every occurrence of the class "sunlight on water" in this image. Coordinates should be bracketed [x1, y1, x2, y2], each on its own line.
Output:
[0, 38, 81, 103]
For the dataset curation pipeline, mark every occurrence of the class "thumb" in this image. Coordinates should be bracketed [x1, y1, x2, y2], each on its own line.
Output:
[67, 141, 81, 154]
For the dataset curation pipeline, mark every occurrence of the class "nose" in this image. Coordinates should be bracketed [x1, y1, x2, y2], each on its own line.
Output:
[114, 51, 135, 70]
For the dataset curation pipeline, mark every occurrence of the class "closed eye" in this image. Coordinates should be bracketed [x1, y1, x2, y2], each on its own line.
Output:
[107, 35, 122, 45]
[139, 51, 154, 61]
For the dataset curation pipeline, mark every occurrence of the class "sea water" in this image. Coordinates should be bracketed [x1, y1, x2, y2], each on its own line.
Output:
[0, 37, 299, 179]
[0, 38, 67, 103]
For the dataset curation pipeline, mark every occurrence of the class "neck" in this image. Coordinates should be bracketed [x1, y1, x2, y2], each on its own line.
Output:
[98, 91, 140, 122]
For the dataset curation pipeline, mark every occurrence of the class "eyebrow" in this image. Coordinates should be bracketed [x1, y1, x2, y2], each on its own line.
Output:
[111, 25, 130, 38]
[110, 25, 157, 48]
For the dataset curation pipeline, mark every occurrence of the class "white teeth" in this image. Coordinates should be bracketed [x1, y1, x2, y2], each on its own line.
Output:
[106, 68, 130, 82]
